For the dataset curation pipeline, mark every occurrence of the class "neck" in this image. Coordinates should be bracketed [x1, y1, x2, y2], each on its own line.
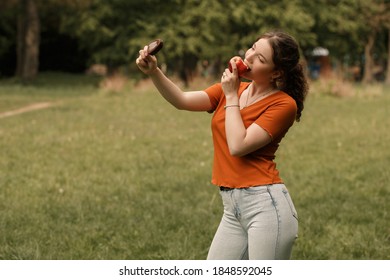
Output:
[250, 82, 275, 97]
[243, 82, 277, 109]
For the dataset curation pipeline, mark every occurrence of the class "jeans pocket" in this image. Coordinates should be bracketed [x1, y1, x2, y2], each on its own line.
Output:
[282, 188, 298, 220]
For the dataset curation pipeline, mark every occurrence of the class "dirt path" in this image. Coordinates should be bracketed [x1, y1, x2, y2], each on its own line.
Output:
[0, 102, 55, 119]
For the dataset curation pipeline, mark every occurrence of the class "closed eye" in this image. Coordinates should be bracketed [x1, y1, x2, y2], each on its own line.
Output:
[258, 53, 267, 63]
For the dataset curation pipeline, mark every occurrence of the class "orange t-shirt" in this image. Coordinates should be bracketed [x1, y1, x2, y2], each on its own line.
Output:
[204, 82, 297, 188]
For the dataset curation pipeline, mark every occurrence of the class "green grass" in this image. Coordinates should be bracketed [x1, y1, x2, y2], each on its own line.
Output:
[0, 73, 389, 259]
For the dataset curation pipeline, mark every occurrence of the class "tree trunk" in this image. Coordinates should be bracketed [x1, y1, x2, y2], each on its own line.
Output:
[385, 29, 390, 85]
[362, 32, 375, 84]
[15, 0, 40, 81]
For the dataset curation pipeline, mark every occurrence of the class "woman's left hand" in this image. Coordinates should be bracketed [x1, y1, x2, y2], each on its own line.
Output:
[221, 59, 240, 100]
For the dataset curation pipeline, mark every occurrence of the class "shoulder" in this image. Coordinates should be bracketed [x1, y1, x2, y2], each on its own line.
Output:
[274, 91, 296, 104]
[269, 91, 297, 113]
[255, 92, 297, 139]
[258, 91, 297, 125]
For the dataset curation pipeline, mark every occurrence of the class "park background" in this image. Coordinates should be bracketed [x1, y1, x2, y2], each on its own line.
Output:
[0, 0, 389, 259]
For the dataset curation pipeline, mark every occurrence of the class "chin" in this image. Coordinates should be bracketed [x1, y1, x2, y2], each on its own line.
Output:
[240, 73, 252, 80]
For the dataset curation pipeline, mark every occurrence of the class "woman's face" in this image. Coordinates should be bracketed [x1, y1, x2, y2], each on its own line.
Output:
[242, 38, 277, 84]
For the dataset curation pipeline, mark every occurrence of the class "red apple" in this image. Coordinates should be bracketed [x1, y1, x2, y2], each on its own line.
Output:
[229, 57, 250, 76]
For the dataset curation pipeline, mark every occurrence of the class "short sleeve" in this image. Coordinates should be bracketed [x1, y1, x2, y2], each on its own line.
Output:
[204, 83, 223, 113]
[255, 98, 297, 139]
[204, 82, 251, 113]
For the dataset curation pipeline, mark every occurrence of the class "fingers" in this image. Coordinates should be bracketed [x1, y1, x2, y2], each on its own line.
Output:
[136, 56, 147, 67]
[136, 45, 158, 75]
[138, 46, 148, 60]
[222, 62, 236, 79]
[138, 45, 158, 63]
[221, 68, 233, 83]
[229, 59, 238, 75]
[136, 45, 151, 66]
[231, 56, 241, 63]
[221, 71, 226, 82]
[221, 69, 228, 78]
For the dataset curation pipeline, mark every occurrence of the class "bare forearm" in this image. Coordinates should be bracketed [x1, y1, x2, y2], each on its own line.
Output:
[225, 96, 247, 156]
[149, 68, 186, 109]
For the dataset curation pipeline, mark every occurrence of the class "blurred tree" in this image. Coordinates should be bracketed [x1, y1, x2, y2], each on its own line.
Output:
[133, 0, 229, 85]
[128, 0, 315, 84]
[59, 0, 149, 74]
[15, 0, 40, 81]
[59, 0, 230, 83]
[38, 0, 93, 73]
[0, 1, 18, 76]
[356, 0, 389, 83]
[2, 0, 316, 82]
[302, 0, 390, 83]
[0, 0, 93, 79]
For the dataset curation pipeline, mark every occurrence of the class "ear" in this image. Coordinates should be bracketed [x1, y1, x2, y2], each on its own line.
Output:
[271, 70, 283, 80]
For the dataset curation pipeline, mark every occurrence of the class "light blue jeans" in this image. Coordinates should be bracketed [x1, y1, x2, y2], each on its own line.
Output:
[207, 184, 298, 260]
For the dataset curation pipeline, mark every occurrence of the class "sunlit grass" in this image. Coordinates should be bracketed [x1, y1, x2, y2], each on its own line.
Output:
[0, 73, 389, 259]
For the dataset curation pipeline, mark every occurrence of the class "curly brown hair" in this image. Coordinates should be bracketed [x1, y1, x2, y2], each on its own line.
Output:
[260, 31, 309, 122]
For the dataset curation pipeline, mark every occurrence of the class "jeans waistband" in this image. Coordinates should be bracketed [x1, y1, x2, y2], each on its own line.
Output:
[219, 184, 279, 192]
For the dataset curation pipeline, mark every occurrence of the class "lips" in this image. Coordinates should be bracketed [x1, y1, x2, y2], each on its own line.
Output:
[229, 58, 251, 76]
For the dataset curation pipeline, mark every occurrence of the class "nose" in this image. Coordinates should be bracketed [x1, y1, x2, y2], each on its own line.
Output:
[245, 48, 255, 62]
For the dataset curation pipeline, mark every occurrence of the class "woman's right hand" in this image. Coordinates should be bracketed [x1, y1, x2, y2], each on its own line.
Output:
[136, 45, 158, 75]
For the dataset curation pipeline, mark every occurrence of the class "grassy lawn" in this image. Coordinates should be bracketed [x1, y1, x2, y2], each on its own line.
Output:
[0, 73, 389, 259]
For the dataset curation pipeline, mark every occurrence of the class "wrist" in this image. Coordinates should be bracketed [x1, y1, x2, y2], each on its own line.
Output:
[224, 104, 240, 109]
[148, 67, 160, 77]
[225, 95, 239, 105]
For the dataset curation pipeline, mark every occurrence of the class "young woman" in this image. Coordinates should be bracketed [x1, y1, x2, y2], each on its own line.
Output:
[136, 31, 308, 260]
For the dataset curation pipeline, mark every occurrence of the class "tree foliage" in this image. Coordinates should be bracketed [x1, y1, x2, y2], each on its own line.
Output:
[0, 0, 388, 83]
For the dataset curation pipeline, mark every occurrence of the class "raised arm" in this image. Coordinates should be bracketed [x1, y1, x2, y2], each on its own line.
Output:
[136, 47, 212, 112]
